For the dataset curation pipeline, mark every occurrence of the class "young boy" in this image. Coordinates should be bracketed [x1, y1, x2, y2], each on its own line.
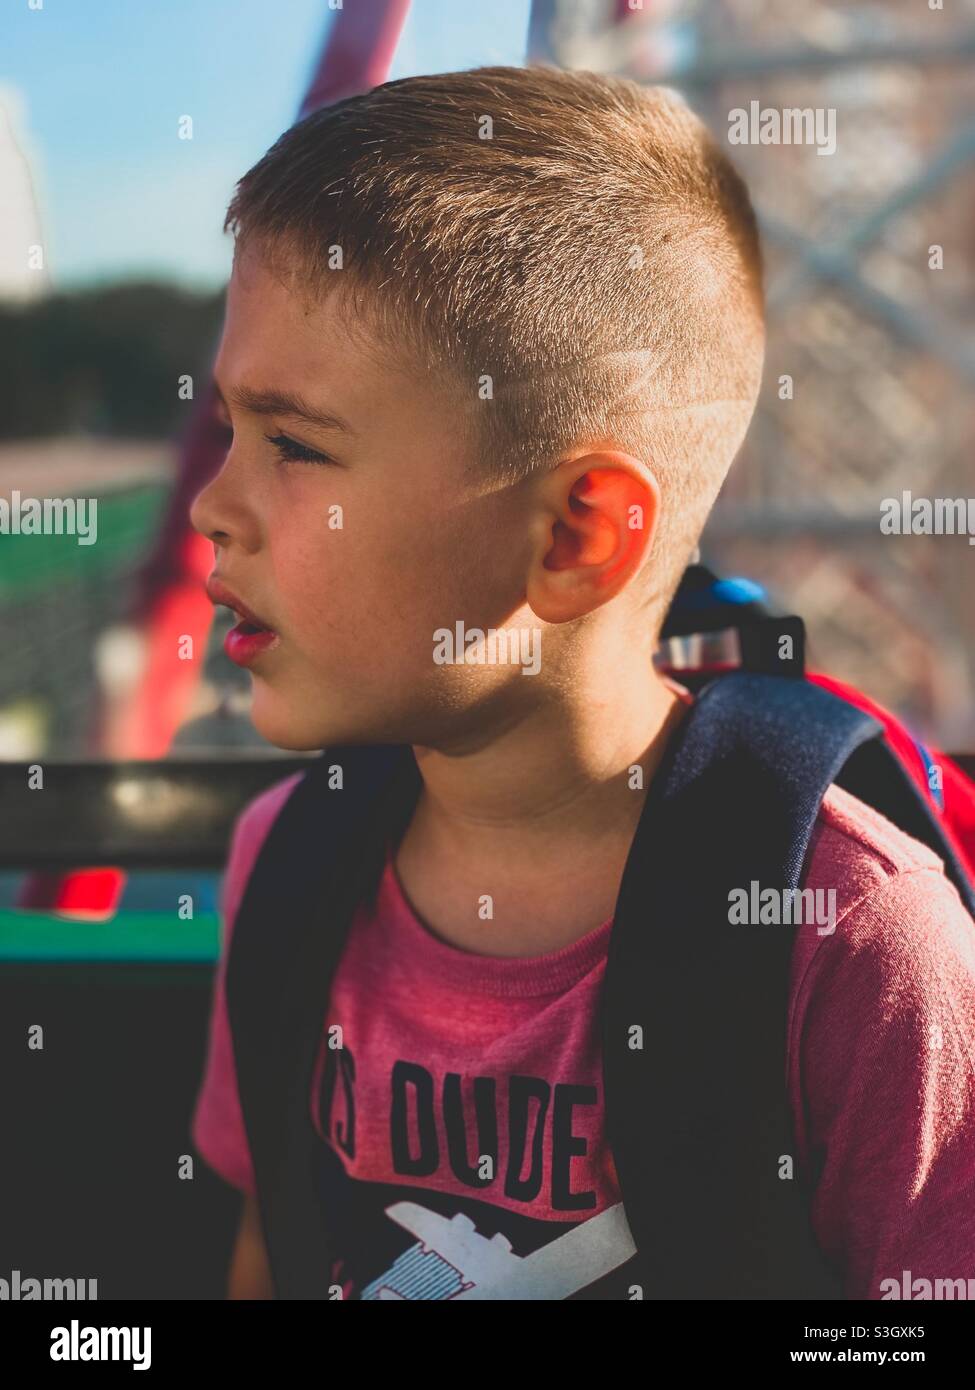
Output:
[189, 65, 975, 1300]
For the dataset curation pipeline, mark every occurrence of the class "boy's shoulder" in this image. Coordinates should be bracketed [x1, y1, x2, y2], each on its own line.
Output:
[790, 785, 975, 1299]
[795, 780, 975, 996]
[806, 780, 954, 901]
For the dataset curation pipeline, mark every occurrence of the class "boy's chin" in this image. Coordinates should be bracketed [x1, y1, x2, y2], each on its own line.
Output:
[248, 682, 391, 752]
[248, 686, 334, 752]
[246, 671, 461, 750]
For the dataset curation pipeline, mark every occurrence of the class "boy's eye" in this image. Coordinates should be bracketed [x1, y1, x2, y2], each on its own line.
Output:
[264, 432, 335, 467]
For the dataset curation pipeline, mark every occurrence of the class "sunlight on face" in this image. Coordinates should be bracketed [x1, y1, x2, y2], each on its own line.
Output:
[190, 246, 534, 750]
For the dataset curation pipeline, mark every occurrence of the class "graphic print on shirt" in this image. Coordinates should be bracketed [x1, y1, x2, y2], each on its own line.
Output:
[360, 1200, 634, 1301]
[314, 1042, 639, 1300]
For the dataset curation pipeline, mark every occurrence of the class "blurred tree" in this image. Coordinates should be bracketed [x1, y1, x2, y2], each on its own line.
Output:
[0, 284, 225, 439]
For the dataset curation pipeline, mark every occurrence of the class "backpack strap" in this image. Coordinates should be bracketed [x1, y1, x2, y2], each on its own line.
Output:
[226, 740, 421, 1298]
[837, 738, 975, 918]
[602, 670, 974, 1300]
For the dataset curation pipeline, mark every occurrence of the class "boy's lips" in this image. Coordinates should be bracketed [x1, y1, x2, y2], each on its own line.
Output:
[206, 574, 280, 667]
[206, 575, 273, 629]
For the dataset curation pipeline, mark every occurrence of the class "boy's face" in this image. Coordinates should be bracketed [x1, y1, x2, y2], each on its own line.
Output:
[190, 246, 536, 751]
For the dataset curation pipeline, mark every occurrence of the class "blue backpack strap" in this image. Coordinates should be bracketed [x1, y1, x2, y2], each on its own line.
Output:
[911, 737, 945, 813]
[226, 740, 420, 1299]
[603, 671, 898, 1299]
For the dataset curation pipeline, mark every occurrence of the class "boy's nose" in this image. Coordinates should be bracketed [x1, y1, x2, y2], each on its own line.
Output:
[190, 451, 260, 555]
[189, 473, 226, 545]
[189, 469, 232, 548]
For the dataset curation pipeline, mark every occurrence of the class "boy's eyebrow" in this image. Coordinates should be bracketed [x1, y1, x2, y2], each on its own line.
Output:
[212, 378, 356, 436]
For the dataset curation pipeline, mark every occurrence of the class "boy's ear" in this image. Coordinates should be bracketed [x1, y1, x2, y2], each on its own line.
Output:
[526, 452, 660, 623]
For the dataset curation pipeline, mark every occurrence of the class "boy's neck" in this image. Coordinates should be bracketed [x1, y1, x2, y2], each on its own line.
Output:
[394, 667, 688, 957]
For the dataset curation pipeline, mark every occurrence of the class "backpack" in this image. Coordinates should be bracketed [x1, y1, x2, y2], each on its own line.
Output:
[658, 565, 975, 881]
[223, 566, 975, 1299]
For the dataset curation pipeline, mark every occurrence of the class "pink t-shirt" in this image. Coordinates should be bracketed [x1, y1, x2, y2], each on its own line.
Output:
[192, 770, 975, 1300]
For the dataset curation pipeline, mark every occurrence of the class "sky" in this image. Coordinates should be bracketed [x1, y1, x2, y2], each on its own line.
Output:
[1, 0, 532, 292]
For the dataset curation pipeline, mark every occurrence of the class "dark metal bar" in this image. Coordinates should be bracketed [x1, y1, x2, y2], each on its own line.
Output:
[1, 752, 972, 870]
[0, 758, 315, 869]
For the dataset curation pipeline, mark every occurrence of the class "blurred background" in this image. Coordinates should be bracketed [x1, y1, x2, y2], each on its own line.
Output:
[1, 0, 973, 762]
[1, 0, 972, 1297]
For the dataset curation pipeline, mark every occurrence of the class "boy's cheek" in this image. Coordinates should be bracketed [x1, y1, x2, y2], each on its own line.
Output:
[245, 656, 427, 749]
[293, 603, 441, 675]
[263, 616, 439, 709]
